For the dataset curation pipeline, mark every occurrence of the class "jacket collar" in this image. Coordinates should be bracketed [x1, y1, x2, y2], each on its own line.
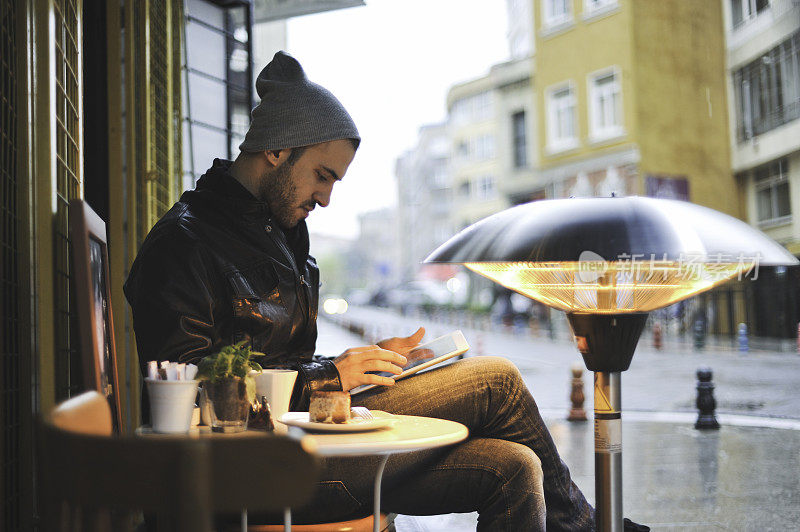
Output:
[191, 158, 270, 221]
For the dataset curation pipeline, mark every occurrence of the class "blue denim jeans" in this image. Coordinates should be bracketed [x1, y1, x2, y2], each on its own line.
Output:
[290, 356, 595, 531]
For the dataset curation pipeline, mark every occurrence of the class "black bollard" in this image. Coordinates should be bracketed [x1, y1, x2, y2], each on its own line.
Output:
[695, 367, 720, 430]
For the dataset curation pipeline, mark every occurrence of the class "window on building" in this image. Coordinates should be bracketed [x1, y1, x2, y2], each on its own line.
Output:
[475, 134, 495, 160]
[512, 111, 528, 168]
[431, 164, 449, 189]
[546, 83, 577, 151]
[543, 0, 571, 27]
[475, 92, 492, 120]
[456, 140, 470, 159]
[755, 159, 791, 224]
[733, 32, 800, 141]
[730, 0, 770, 29]
[589, 69, 623, 140]
[450, 99, 467, 125]
[472, 176, 497, 200]
[449, 91, 493, 125]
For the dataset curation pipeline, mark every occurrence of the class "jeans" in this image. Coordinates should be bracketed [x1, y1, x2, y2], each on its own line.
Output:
[290, 356, 595, 531]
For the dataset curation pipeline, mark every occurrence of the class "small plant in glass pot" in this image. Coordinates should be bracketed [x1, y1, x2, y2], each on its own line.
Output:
[197, 342, 263, 433]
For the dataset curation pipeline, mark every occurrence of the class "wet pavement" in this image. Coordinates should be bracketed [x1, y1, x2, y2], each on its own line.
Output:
[315, 307, 800, 531]
[323, 306, 800, 419]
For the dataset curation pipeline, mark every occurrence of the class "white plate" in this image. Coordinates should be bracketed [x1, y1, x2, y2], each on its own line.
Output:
[279, 411, 395, 432]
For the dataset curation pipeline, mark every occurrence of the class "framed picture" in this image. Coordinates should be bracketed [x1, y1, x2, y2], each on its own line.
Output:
[69, 199, 122, 433]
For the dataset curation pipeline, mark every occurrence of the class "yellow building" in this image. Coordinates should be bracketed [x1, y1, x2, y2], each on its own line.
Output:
[530, 0, 737, 218]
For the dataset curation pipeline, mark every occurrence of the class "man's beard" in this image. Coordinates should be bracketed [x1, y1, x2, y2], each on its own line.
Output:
[258, 162, 298, 228]
[258, 162, 317, 229]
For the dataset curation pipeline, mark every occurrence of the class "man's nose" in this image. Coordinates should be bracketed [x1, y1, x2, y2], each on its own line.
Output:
[314, 185, 333, 208]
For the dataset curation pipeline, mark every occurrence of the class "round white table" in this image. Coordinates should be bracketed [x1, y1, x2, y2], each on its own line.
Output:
[138, 412, 468, 532]
[285, 412, 469, 532]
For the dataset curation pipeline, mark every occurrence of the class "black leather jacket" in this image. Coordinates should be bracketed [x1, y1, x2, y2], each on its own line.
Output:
[123, 159, 342, 409]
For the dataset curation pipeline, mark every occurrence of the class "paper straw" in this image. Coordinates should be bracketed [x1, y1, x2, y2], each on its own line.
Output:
[147, 360, 159, 380]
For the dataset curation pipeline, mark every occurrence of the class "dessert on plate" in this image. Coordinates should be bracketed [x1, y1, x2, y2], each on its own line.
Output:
[309, 390, 351, 423]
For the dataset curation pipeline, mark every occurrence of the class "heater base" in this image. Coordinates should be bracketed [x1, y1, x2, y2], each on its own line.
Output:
[566, 313, 648, 372]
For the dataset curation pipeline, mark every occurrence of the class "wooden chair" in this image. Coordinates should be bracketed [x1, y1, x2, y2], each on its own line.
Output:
[69, 199, 123, 433]
[40, 391, 211, 532]
[245, 514, 395, 532]
[40, 391, 320, 532]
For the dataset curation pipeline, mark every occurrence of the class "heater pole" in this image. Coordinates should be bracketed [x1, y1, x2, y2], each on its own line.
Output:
[594, 371, 622, 532]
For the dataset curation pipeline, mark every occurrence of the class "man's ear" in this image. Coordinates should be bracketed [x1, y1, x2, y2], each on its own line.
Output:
[264, 149, 292, 168]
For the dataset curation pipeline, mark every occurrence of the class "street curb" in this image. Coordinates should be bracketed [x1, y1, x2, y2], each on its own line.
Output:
[540, 408, 800, 430]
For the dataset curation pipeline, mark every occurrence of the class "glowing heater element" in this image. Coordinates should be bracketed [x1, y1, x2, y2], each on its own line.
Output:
[464, 260, 753, 314]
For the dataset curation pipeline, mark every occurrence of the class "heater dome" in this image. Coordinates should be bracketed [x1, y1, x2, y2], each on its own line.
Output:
[425, 197, 797, 313]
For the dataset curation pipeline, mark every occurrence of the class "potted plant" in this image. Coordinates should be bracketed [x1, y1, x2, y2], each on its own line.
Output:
[197, 342, 263, 432]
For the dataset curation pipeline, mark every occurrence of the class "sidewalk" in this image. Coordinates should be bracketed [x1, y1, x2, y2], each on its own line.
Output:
[317, 310, 800, 531]
[395, 420, 800, 531]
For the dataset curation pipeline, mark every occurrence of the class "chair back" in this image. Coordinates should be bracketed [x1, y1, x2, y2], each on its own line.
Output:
[49, 387, 114, 436]
[40, 391, 211, 532]
[69, 198, 123, 433]
[40, 391, 320, 531]
[208, 437, 320, 514]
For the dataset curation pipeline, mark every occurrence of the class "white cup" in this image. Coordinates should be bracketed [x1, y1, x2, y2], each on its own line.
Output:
[146, 379, 199, 433]
[250, 369, 298, 433]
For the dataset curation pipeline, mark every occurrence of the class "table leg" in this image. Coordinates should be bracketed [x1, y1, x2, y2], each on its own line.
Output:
[284, 507, 292, 532]
[373, 455, 389, 532]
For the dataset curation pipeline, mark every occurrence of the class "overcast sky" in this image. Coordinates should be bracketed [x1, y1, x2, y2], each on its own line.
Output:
[286, 0, 509, 239]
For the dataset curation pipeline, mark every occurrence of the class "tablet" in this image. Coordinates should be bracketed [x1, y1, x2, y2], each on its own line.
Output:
[350, 330, 470, 395]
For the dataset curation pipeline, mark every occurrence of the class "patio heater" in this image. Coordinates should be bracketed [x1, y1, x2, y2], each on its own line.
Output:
[424, 196, 797, 531]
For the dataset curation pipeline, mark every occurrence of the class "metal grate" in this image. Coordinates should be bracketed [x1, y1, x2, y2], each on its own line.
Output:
[1, 0, 20, 527]
[147, 0, 173, 229]
[134, 0, 146, 246]
[173, 0, 183, 202]
[134, 0, 180, 246]
[53, 0, 82, 400]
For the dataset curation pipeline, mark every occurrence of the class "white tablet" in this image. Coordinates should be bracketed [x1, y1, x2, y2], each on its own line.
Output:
[350, 330, 470, 395]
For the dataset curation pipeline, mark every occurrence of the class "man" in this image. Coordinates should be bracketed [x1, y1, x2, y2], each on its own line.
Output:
[125, 51, 648, 531]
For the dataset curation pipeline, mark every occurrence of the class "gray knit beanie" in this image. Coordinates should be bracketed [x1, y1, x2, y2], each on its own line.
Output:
[238, 51, 360, 153]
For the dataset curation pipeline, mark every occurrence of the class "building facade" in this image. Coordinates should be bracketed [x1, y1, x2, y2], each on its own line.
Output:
[531, 0, 735, 217]
[724, 0, 800, 253]
[352, 208, 402, 291]
[722, 0, 800, 338]
[395, 123, 453, 283]
[446, 57, 536, 228]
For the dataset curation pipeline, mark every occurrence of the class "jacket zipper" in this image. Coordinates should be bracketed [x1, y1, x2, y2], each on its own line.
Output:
[265, 222, 311, 324]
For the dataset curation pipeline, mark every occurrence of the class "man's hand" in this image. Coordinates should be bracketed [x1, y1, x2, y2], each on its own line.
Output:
[377, 327, 426, 356]
[333, 345, 407, 391]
